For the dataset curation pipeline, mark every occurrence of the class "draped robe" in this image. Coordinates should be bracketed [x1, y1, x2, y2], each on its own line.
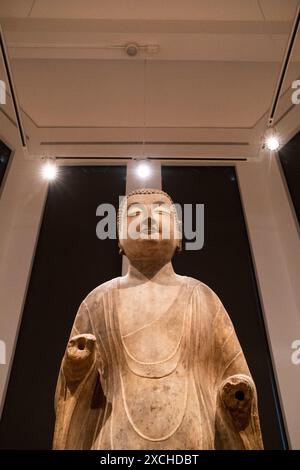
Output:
[53, 276, 263, 450]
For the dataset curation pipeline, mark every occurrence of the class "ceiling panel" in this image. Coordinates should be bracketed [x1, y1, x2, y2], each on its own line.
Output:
[146, 61, 280, 128]
[0, 0, 34, 18]
[11, 59, 145, 127]
[30, 0, 263, 21]
[259, 0, 298, 21]
[10, 58, 282, 128]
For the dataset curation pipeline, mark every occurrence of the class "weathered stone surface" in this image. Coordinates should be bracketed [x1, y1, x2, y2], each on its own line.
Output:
[53, 188, 263, 450]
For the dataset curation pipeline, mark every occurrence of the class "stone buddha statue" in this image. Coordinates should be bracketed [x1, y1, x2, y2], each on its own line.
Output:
[53, 188, 263, 450]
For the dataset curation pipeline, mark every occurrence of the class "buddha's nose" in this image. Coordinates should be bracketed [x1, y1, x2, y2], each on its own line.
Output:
[141, 215, 157, 232]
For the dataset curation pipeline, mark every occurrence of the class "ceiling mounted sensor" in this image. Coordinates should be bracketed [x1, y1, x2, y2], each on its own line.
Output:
[125, 43, 139, 57]
[105, 42, 160, 57]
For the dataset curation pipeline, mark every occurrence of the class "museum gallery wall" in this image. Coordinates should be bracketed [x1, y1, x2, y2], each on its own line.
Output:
[0, 163, 289, 449]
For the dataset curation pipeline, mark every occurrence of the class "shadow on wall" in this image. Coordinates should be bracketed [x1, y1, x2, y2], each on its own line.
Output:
[0, 140, 11, 190]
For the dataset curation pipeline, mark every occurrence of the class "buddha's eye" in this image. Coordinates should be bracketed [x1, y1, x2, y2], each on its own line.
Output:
[153, 204, 171, 215]
[127, 205, 143, 217]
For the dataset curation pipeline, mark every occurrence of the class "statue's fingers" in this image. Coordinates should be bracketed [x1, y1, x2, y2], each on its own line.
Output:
[68, 338, 76, 347]
[66, 345, 80, 358]
[85, 336, 96, 352]
[83, 334, 96, 341]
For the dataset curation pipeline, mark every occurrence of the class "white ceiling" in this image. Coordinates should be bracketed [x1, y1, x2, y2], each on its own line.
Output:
[0, 0, 299, 159]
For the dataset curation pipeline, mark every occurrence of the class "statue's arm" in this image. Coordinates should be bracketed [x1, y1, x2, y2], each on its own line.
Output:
[62, 333, 96, 384]
[213, 300, 264, 449]
[53, 300, 102, 449]
[55, 300, 97, 395]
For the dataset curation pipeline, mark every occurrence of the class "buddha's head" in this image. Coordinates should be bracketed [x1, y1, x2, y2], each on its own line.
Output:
[117, 188, 182, 262]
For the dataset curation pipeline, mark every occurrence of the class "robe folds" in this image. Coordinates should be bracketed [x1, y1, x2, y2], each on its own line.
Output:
[53, 276, 263, 450]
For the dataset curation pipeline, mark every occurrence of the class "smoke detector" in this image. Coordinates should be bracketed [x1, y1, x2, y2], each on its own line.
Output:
[125, 43, 139, 57]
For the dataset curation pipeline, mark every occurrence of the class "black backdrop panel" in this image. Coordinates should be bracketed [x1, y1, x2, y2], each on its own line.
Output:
[279, 130, 300, 225]
[162, 165, 287, 450]
[0, 166, 126, 449]
[0, 140, 11, 189]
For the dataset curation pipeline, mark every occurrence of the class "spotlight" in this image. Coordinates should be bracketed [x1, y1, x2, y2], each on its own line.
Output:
[264, 128, 280, 151]
[136, 161, 151, 179]
[42, 159, 57, 181]
[266, 136, 280, 151]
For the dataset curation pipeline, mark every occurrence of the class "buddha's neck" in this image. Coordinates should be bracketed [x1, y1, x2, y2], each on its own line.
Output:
[126, 260, 178, 285]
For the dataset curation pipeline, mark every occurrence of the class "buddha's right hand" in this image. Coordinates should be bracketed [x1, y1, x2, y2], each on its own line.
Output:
[63, 333, 96, 382]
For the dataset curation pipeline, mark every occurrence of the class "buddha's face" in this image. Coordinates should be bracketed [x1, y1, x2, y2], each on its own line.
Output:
[118, 193, 181, 261]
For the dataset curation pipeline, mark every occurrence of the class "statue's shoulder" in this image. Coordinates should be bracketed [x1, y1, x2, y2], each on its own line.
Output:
[185, 276, 222, 313]
[184, 275, 219, 296]
[83, 277, 120, 306]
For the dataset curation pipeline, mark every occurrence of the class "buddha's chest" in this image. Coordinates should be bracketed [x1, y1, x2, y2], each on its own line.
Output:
[116, 285, 185, 363]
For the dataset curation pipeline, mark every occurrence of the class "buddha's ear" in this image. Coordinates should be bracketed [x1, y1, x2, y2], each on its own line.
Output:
[174, 218, 183, 254]
[118, 241, 124, 255]
[176, 240, 182, 253]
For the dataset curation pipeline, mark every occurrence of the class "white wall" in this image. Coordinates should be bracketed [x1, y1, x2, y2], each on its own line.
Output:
[0, 111, 47, 415]
[237, 155, 300, 449]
